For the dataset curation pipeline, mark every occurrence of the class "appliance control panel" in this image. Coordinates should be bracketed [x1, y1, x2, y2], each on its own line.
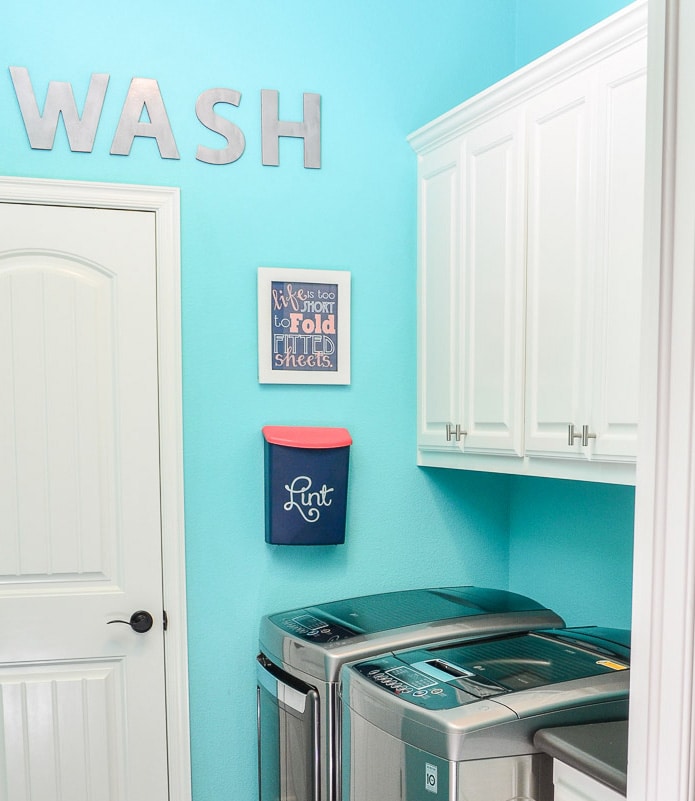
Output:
[352, 656, 506, 710]
[273, 612, 357, 643]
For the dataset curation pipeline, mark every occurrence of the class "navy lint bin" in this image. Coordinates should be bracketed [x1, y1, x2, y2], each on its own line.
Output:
[262, 426, 352, 545]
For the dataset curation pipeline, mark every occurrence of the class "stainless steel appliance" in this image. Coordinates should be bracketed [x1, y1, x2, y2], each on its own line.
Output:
[340, 627, 630, 801]
[256, 586, 564, 801]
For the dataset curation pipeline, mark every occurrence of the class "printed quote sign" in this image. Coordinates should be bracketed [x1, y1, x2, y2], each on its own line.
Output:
[271, 279, 339, 372]
[258, 268, 350, 384]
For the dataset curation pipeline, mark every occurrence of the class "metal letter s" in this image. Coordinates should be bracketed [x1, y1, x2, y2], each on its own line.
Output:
[195, 88, 246, 165]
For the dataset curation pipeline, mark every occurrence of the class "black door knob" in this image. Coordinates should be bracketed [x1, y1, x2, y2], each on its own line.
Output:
[108, 610, 154, 633]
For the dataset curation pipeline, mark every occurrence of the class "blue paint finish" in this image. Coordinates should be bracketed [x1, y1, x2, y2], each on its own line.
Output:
[1, 1, 636, 798]
[508, 477, 635, 629]
[514, 0, 635, 69]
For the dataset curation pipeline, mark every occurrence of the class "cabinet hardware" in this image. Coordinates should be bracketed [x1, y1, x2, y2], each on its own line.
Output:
[568, 424, 597, 447]
[568, 424, 582, 446]
[581, 424, 597, 446]
[446, 424, 467, 442]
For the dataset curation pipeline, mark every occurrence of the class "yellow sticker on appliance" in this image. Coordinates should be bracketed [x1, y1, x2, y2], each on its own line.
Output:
[597, 659, 628, 671]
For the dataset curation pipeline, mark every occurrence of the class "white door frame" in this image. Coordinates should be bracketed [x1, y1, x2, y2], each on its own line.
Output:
[0, 175, 191, 801]
[629, 0, 695, 799]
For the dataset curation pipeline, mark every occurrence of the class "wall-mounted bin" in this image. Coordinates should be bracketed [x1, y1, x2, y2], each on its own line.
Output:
[262, 426, 352, 545]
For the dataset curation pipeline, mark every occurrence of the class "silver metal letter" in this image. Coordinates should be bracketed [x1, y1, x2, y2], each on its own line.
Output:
[195, 88, 246, 165]
[261, 89, 321, 169]
[9, 66, 109, 152]
[110, 77, 180, 159]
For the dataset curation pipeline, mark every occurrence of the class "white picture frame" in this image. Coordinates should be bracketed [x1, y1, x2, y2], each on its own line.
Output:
[257, 266, 351, 384]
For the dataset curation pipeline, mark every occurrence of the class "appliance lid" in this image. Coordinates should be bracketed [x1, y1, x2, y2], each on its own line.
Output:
[267, 586, 552, 641]
[547, 626, 631, 657]
[347, 628, 630, 712]
[417, 629, 630, 695]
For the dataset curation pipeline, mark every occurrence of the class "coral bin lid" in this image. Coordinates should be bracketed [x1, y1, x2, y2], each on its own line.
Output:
[262, 425, 352, 449]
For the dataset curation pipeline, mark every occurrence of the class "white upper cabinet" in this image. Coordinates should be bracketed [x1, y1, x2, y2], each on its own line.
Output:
[410, 0, 647, 484]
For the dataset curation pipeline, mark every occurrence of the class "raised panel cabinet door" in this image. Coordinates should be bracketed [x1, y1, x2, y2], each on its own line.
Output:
[417, 138, 463, 451]
[459, 107, 526, 455]
[524, 68, 597, 459]
[587, 36, 647, 462]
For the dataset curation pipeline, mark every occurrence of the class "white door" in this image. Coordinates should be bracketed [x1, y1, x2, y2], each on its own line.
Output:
[0, 200, 171, 800]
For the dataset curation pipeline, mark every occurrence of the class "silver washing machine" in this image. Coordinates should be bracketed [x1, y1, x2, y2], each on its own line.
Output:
[340, 627, 630, 801]
[256, 586, 564, 801]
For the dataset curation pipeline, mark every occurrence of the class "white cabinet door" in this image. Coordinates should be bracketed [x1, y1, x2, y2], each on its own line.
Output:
[524, 37, 646, 464]
[588, 37, 647, 462]
[417, 109, 526, 458]
[459, 107, 526, 455]
[524, 68, 596, 459]
[417, 139, 462, 451]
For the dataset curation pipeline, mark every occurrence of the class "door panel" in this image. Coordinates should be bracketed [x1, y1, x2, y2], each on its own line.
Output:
[0, 254, 117, 586]
[590, 37, 647, 460]
[0, 661, 126, 801]
[0, 203, 169, 801]
[417, 140, 462, 450]
[461, 106, 526, 455]
[525, 71, 595, 457]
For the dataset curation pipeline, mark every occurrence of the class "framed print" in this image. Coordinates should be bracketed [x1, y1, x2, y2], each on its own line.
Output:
[257, 267, 351, 384]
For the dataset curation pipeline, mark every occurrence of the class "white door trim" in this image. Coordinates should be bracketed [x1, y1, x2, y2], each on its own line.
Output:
[629, 0, 695, 799]
[0, 175, 191, 801]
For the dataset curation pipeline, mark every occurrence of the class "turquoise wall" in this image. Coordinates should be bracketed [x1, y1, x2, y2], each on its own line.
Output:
[1, 0, 635, 799]
[513, 0, 636, 67]
[508, 478, 635, 629]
